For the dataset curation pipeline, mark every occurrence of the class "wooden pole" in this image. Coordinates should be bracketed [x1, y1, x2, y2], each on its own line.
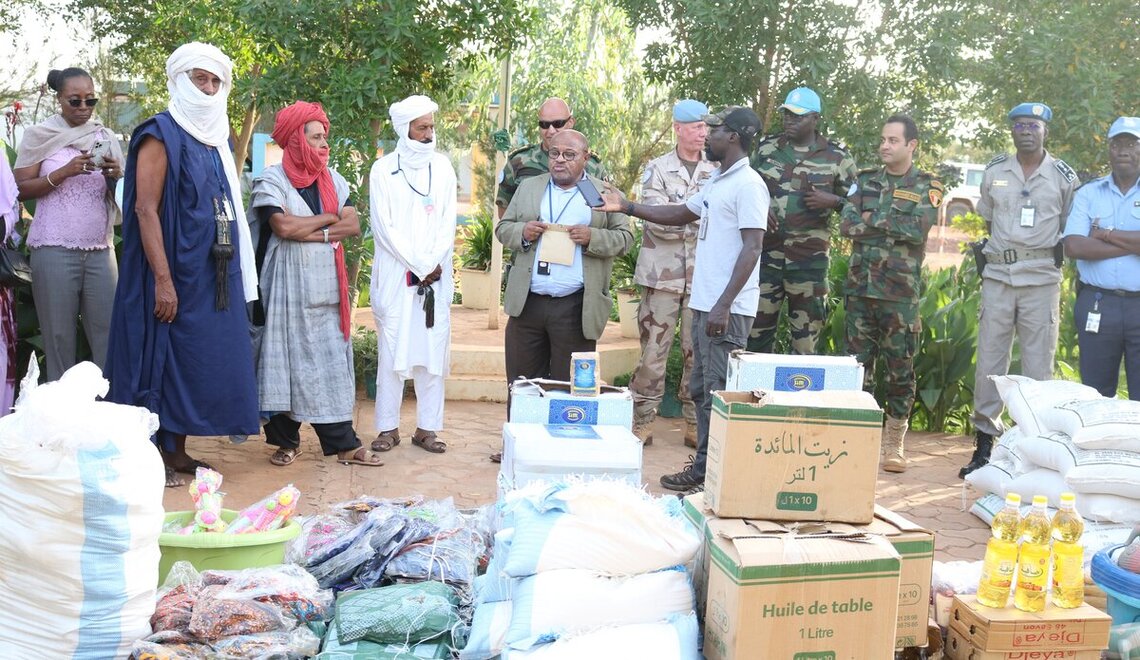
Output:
[488, 55, 512, 329]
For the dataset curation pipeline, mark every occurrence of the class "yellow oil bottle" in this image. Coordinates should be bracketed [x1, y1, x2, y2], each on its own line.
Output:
[1051, 492, 1085, 608]
[1015, 495, 1051, 612]
[977, 492, 1022, 608]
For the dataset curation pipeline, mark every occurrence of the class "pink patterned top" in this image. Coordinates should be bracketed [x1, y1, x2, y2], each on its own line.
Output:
[29, 137, 112, 250]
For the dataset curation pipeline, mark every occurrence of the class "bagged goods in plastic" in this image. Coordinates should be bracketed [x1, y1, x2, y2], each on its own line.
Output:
[0, 361, 164, 659]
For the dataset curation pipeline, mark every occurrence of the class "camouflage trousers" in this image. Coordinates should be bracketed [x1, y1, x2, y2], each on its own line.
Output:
[748, 264, 829, 354]
[845, 295, 920, 420]
[629, 286, 696, 426]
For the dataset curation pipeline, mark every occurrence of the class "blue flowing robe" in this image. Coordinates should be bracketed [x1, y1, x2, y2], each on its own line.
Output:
[104, 112, 258, 448]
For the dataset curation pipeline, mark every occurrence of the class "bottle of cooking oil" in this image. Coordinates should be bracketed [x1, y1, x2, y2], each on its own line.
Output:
[1015, 495, 1051, 612]
[977, 492, 1022, 608]
[1051, 492, 1085, 608]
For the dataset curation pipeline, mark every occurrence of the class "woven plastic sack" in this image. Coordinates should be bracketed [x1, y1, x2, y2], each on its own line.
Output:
[458, 601, 511, 660]
[992, 375, 1101, 436]
[335, 581, 458, 645]
[501, 613, 700, 660]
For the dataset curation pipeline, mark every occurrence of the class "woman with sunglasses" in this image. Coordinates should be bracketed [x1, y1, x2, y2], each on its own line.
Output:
[14, 67, 123, 381]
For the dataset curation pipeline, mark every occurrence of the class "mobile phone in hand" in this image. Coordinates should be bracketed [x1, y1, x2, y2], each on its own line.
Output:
[91, 140, 111, 168]
[576, 178, 605, 208]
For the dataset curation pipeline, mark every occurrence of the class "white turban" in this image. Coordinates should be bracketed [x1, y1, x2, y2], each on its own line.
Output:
[389, 94, 439, 169]
[163, 42, 257, 303]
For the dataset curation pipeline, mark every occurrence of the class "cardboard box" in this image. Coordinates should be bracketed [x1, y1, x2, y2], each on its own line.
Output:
[949, 595, 1111, 652]
[699, 511, 901, 659]
[706, 390, 882, 522]
[682, 496, 933, 652]
[945, 625, 1102, 660]
[500, 423, 642, 490]
[725, 350, 865, 392]
[509, 378, 632, 428]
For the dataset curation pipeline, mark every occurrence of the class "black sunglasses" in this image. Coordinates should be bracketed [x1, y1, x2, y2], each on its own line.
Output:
[66, 98, 99, 108]
[538, 118, 570, 130]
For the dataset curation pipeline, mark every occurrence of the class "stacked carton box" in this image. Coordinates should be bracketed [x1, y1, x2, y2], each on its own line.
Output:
[685, 388, 937, 656]
[946, 595, 1111, 659]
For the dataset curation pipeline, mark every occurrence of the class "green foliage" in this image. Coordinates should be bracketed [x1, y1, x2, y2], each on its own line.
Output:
[617, 0, 982, 167]
[351, 326, 377, 390]
[963, 0, 1140, 176]
[459, 211, 496, 272]
[952, 211, 988, 241]
[910, 260, 982, 433]
[610, 223, 641, 293]
[507, 0, 672, 193]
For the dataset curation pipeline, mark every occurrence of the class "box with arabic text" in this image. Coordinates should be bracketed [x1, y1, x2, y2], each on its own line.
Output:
[706, 390, 882, 522]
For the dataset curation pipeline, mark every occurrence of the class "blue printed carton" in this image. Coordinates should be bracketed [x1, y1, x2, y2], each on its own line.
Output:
[509, 378, 633, 429]
[725, 350, 865, 392]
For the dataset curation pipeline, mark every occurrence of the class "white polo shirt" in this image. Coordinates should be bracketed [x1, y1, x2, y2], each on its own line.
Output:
[685, 158, 769, 315]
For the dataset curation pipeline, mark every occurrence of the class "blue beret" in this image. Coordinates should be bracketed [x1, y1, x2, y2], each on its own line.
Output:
[1008, 103, 1052, 123]
[673, 99, 708, 123]
[1108, 116, 1140, 139]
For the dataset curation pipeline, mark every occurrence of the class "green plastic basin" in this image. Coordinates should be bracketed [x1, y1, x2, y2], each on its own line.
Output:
[157, 509, 301, 585]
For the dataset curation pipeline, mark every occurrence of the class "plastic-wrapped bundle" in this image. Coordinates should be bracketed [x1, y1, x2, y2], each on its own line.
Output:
[334, 581, 459, 646]
[386, 526, 484, 587]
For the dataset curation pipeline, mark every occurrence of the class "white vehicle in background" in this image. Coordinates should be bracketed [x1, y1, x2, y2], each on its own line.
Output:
[940, 161, 986, 224]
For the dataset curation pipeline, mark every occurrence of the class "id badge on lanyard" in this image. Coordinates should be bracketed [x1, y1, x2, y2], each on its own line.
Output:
[698, 201, 710, 240]
[1086, 293, 1102, 333]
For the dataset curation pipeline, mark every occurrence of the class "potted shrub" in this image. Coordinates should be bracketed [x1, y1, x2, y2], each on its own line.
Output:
[610, 224, 642, 339]
[457, 210, 498, 310]
[352, 326, 379, 399]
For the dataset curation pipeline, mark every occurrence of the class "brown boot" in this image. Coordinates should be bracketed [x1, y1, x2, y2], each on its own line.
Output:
[882, 416, 909, 473]
[633, 420, 653, 446]
[683, 421, 697, 448]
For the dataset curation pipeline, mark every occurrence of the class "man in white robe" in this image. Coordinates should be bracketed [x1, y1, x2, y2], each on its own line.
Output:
[368, 95, 457, 454]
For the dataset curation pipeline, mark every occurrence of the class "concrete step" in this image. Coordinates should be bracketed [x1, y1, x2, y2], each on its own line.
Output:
[447, 341, 640, 384]
[445, 374, 508, 403]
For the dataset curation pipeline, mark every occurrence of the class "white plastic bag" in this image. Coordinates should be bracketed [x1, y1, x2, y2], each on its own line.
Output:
[0, 361, 164, 659]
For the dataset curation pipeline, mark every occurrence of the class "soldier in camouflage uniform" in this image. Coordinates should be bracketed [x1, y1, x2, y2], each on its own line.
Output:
[749, 87, 858, 354]
[842, 114, 942, 473]
[495, 97, 608, 216]
[629, 100, 718, 448]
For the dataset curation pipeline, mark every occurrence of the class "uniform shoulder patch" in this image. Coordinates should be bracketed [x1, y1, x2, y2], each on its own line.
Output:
[827, 139, 850, 153]
[986, 153, 1008, 169]
[641, 165, 655, 185]
[507, 144, 536, 159]
[1054, 159, 1078, 184]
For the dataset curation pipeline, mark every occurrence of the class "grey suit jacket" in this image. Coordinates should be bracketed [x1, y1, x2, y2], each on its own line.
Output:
[495, 173, 633, 340]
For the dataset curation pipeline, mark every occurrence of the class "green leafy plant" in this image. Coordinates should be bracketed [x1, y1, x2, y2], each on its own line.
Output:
[610, 223, 642, 293]
[351, 326, 378, 394]
[458, 211, 495, 272]
[952, 211, 987, 241]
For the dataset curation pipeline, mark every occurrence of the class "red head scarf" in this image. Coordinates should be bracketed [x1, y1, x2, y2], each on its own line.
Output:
[271, 101, 351, 339]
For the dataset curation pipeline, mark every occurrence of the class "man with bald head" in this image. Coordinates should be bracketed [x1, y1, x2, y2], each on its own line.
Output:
[492, 129, 632, 461]
[495, 97, 609, 216]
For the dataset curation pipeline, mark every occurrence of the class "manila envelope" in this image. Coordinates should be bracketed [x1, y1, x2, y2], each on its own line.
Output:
[539, 225, 576, 265]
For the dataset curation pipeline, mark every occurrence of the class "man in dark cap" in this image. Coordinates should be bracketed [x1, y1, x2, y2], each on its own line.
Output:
[598, 106, 768, 493]
[961, 102, 1078, 478]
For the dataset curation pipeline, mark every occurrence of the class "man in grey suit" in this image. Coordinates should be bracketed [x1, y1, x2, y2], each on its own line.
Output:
[491, 130, 633, 460]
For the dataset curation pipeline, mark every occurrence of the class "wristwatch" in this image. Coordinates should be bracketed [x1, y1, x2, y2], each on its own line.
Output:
[322, 227, 330, 243]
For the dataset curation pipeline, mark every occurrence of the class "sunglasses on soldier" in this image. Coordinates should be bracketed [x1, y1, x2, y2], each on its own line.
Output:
[538, 118, 570, 130]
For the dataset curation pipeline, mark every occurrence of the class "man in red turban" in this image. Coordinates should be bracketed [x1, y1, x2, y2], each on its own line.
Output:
[250, 100, 382, 467]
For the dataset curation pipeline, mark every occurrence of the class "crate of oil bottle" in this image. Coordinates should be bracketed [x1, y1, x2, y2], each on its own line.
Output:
[947, 493, 1112, 657]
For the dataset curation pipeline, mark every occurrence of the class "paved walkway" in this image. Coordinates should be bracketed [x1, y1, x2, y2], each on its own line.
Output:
[162, 394, 992, 563]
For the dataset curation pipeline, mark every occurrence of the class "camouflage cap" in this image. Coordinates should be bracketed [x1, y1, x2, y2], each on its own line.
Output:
[704, 106, 763, 139]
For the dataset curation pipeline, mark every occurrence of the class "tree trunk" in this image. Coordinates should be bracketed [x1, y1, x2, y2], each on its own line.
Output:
[231, 64, 262, 171]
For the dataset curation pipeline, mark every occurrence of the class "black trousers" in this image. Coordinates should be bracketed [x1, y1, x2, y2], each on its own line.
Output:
[264, 414, 360, 456]
[504, 290, 596, 418]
